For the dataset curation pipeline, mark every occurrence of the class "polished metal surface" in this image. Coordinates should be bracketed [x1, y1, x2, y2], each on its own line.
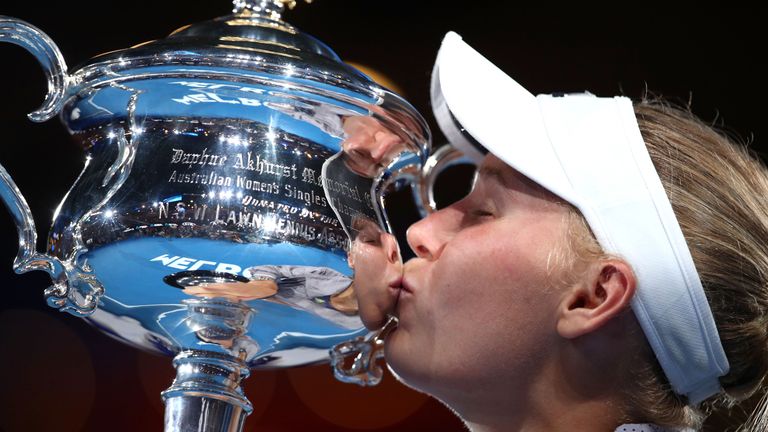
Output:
[0, 17, 69, 122]
[421, 144, 477, 214]
[165, 395, 249, 432]
[0, 2, 429, 362]
[0, 1, 463, 430]
[330, 316, 398, 386]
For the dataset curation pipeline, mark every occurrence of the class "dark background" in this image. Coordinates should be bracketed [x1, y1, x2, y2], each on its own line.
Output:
[0, 1, 764, 431]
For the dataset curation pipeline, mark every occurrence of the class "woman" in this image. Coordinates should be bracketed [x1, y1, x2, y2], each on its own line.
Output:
[356, 32, 768, 431]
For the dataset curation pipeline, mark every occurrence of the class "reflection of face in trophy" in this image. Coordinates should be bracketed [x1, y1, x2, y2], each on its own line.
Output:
[348, 216, 403, 330]
[341, 116, 407, 178]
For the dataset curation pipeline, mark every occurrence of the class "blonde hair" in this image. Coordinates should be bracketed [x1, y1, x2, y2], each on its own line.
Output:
[565, 98, 768, 429]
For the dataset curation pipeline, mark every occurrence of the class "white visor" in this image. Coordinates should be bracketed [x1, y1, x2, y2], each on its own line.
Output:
[431, 31, 729, 404]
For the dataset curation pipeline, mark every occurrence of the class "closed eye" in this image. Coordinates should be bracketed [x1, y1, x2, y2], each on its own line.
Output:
[472, 209, 494, 218]
[356, 233, 382, 246]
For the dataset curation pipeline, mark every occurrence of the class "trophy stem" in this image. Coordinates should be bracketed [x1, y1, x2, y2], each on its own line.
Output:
[162, 350, 253, 432]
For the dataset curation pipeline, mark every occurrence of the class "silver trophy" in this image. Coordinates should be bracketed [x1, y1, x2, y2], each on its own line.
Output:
[0, 1, 469, 430]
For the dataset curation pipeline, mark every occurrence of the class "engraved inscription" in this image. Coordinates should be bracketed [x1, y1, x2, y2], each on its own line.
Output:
[232, 152, 297, 178]
[153, 128, 350, 251]
[78, 121, 354, 254]
[170, 148, 228, 167]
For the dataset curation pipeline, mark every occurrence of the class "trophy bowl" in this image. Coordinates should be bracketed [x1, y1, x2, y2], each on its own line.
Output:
[0, 1, 435, 429]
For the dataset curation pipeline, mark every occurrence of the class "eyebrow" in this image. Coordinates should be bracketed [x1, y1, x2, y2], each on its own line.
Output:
[477, 166, 512, 188]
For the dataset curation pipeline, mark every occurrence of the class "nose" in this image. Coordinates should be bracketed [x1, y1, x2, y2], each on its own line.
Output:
[382, 233, 401, 265]
[406, 207, 458, 260]
[370, 131, 401, 163]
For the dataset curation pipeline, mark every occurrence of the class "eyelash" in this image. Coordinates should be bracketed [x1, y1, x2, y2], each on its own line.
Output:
[465, 186, 496, 220]
[358, 235, 380, 245]
[471, 208, 494, 218]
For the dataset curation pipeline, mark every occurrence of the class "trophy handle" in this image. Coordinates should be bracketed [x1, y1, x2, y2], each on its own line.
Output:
[0, 16, 70, 122]
[0, 15, 69, 272]
[0, 17, 101, 316]
[418, 144, 477, 216]
[330, 316, 398, 386]
[0, 163, 105, 319]
[370, 145, 476, 234]
[0, 164, 102, 316]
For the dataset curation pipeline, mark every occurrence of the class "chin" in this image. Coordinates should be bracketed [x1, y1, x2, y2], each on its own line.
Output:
[383, 329, 435, 395]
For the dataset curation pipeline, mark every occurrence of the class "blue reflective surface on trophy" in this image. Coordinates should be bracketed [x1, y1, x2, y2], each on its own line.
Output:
[0, 1, 434, 429]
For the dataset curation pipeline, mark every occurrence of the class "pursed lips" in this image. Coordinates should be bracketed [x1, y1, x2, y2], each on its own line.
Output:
[400, 259, 425, 295]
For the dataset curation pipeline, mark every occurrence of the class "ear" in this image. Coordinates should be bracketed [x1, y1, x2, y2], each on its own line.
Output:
[556, 260, 636, 339]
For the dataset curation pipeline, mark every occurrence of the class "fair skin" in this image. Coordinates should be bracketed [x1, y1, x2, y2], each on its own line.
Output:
[341, 116, 405, 178]
[348, 217, 403, 329]
[373, 155, 646, 432]
[183, 279, 278, 301]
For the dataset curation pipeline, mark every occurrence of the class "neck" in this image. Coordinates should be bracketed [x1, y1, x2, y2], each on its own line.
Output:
[461, 395, 624, 432]
[451, 331, 637, 432]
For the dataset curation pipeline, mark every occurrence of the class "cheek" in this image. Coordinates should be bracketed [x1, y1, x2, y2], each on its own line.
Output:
[352, 244, 402, 328]
[392, 219, 563, 385]
[352, 244, 388, 282]
[389, 278, 551, 396]
[431, 226, 552, 316]
[430, 248, 546, 358]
